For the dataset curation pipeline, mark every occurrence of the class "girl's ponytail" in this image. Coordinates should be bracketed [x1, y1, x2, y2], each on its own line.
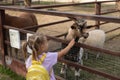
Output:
[31, 42, 38, 61]
[32, 36, 41, 61]
[22, 41, 28, 59]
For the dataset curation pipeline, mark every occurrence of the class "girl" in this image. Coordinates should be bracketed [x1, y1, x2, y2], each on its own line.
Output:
[22, 33, 75, 80]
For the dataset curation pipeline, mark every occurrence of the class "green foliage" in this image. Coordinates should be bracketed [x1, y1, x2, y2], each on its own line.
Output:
[0, 65, 25, 80]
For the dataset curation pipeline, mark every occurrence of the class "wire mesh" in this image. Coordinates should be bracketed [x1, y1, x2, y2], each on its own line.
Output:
[53, 43, 120, 80]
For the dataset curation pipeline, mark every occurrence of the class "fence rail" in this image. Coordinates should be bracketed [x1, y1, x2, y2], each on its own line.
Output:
[0, 6, 120, 23]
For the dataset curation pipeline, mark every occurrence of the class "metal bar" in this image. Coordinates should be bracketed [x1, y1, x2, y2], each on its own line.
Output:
[87, 21, 109, 28]
[23, 19, 72, 30]
[0, 6, 120, 23]
[3, 26, 120, 80]
[46, 35, 120, 57]
[105, 27, 120, 33]
[4, 25, 35, 34]
[6, 55, 120, 80]
[3, 25, 120, 57]
[1, 1, 120, 80]
[23, 19, 108, 31]
[4, 25, 67, 38]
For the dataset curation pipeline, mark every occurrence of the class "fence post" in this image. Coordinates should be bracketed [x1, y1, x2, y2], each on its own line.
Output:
[12, 0, 15, 5]
[95, 2, 101, 29]
[0, 10, 6, 65]
[116, 0, 120, 17]
[24, 0, 32, 7]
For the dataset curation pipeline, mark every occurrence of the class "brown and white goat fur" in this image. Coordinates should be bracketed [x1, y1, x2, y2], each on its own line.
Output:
[69, 17, 105, 59]
[5, 12, 38, 29]
[80, 29, 105, 59]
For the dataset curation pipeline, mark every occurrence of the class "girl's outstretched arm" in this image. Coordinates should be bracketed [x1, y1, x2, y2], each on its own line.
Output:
[58, 39, 75, 59]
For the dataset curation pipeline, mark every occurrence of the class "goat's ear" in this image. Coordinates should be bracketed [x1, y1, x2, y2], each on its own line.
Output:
[82, 21, 87, 29]
[68, 17, 76, 21]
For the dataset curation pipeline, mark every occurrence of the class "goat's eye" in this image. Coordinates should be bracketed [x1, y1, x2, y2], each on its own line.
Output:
[71, 26, 76, 29]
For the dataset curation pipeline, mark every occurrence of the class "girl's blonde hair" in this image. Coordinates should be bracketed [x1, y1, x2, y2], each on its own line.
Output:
[22, 33, 46, 60]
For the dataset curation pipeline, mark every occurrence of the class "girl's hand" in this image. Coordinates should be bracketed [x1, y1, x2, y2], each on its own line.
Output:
[58, 39, 75, 59]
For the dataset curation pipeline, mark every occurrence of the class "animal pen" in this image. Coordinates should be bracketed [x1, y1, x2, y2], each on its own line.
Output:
[0, 0, 120, 80]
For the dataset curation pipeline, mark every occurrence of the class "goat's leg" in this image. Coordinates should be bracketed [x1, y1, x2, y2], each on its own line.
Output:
[79, 48, 84, 65]
[60, 63, 67, 79]
[75, 68, 81, 80]
[73, 47, 84, 80]
[74, 48, 84, 80]
[85, 53, 88, 60]
[96, 52, 100, 59]
[60, 63, 65, 74]
[85, 49, 89, 60]
[85, 51, 100, 59]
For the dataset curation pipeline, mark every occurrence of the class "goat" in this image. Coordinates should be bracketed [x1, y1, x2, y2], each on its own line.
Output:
[71, 17, 105, 59]
[60, 17, 86, 80]
[61, 17, 105, 80]
[5, 12, 38, 29]
[79, 29, 105, 59]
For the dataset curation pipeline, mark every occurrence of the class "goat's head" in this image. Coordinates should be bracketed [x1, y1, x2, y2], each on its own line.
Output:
[69, 17, 87, 34]
[68, 17, 89, 40]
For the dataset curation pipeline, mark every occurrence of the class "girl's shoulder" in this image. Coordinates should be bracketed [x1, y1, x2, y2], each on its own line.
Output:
[46, 52, 58, 57]
[26, 55, 32, 61]
[45, 52, 58, 60]
[38, 52, 58, 59]
[45, 52, 58, 66]
[47, 51, 58, 54]
[27, 55, 32, 60]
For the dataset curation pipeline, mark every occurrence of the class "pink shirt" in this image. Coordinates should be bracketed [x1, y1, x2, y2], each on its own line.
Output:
[25, 52, 58, 80]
